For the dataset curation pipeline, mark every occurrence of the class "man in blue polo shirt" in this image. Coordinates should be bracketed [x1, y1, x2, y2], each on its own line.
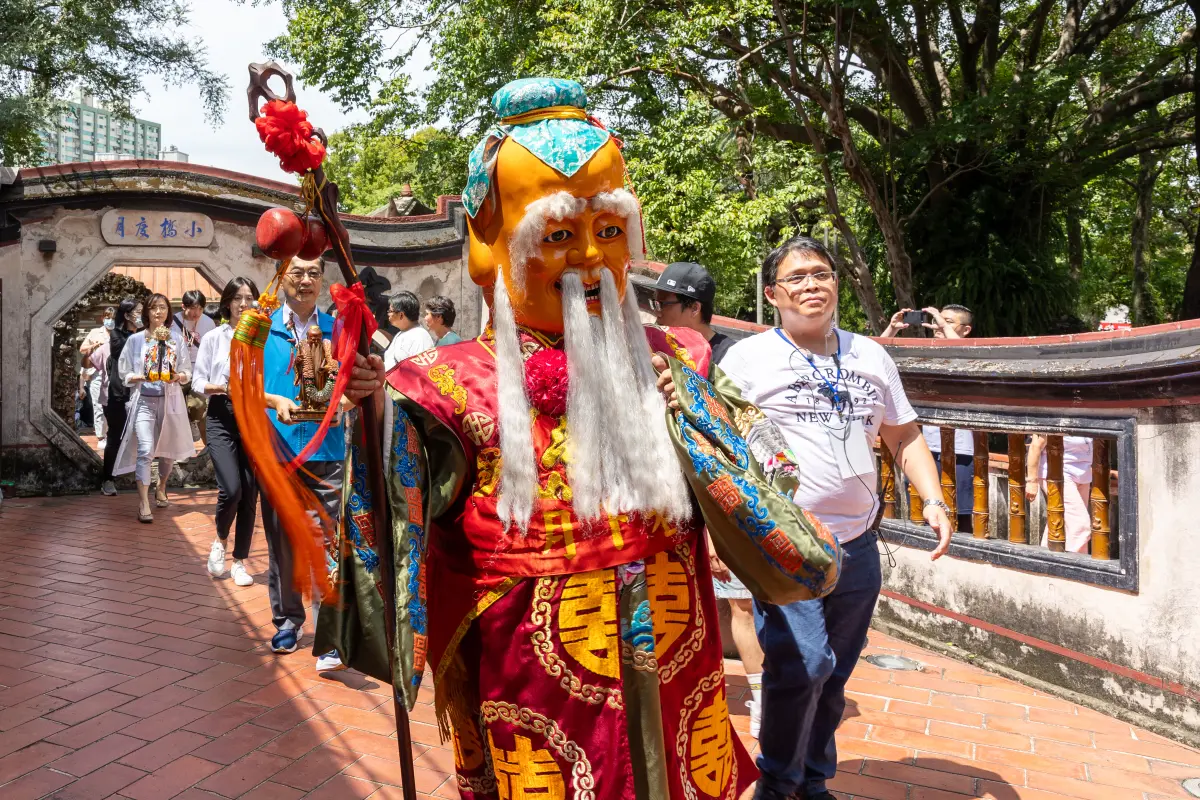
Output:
[261, 256, 345, 670]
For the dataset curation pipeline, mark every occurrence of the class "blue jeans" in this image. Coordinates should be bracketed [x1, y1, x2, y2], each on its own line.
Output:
[754, 530, 882, 797]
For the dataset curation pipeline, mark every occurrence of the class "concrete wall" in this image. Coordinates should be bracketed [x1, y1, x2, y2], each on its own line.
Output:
[368, 250, 483, 339]
[877, 403, 1200, 742]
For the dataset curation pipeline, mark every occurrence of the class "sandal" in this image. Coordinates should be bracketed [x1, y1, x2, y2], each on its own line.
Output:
[138, 509, 153, 524]
[155, 496, 169, 508]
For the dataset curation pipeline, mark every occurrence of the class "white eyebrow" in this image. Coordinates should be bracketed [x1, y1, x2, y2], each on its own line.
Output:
[592, 189, 644, 260]
[506, 188, 647, 287]
[507, 191, 587, 286]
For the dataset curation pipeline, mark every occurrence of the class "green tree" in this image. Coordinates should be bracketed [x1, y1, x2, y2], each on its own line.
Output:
[268, 0, 1197, 334]
[323, 126, 472, 214]
[1, 0, 227, 165]
[1078, 146, 1197, 326]
[624, 96, 826, 320]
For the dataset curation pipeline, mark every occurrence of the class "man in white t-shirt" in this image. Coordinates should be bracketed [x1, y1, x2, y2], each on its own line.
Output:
[707, 235, 952, 800]
[383, 291, 435, 371]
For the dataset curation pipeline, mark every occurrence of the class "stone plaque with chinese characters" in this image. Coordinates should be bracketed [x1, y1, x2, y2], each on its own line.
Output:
[100, 210, 214, 247]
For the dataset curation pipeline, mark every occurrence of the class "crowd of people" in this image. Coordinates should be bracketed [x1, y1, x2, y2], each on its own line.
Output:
[71, 246, 1091, 800]
[76, 270, 463, 674]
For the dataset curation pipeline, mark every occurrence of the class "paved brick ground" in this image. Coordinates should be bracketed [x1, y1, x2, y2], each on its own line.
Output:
[1, 489, 1198, 799]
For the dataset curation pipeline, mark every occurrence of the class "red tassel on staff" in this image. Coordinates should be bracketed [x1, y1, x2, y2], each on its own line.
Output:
[229, 307, 334, 603]
[287, 283, 377, 470]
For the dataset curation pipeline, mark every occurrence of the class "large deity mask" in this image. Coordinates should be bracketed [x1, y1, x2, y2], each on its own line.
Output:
[464, 78, 642, 333]
[459, 78, 689, 530]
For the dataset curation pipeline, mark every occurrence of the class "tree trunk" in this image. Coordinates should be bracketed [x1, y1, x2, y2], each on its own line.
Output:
[1181, 0, 1200, 319]
[1131, 151, 1160, 326]
[790, 95, 888, 332]
[1066, 206, 1084, 281]
[820, 164, 888, 333]
[1184, 239, 1200, 319]
[820, 74, 917, 310]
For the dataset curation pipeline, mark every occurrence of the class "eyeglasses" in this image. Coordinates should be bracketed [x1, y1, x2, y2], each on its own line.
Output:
[648, 298, 685, 312]
[286, 269, 323, 282]
[774, 271, 836, 287]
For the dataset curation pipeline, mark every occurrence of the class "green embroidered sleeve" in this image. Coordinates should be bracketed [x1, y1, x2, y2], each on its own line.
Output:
[315, 385, 467, 710]
[666, 358, 842, 604]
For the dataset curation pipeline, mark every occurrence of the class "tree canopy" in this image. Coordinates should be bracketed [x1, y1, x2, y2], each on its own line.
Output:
[322, 126, 472, 214]
[269, 0, 1197, 334]
[0, 0, 227, 166]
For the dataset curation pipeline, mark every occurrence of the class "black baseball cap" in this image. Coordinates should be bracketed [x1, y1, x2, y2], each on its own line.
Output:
[655, 262, 715, 305]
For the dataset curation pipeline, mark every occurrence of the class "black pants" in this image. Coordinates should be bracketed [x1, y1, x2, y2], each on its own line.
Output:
[101, 400, 128, 482]
[260, 460, 343, 631]
[206, 397, 256, 559]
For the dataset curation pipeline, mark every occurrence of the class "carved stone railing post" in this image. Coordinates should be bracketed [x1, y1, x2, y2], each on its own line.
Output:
[1091, 438, 1112, 559]
[880, 441, 897, 519]
[940, 427, 958, 532]
[1008, 434, 1028, 543]
[1046, 435, 1066, 551]
[972, 432, 989, 539]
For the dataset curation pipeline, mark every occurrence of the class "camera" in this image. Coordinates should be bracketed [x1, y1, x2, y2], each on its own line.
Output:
[902, 310, 927, 327]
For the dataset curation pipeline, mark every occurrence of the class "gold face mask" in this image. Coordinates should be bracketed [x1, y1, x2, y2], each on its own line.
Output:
[467, 138, 632, 334]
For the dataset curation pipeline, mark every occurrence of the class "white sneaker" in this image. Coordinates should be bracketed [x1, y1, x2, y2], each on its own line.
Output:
[206, 539, 226, 577]
[748, 699, 761, 739]
[97, 439, 107, 450]
[230, 560, 253, 586]
[315, 651, 347, 673]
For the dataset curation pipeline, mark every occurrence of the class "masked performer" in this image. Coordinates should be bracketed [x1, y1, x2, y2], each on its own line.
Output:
[322, 78, 841, 800]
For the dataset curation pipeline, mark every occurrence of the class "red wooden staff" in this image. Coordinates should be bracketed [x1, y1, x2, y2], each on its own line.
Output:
[242, 60, 417, 800]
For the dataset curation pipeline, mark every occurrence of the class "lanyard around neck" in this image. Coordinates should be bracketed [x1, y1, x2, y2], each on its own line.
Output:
[775, 327, 847, 415]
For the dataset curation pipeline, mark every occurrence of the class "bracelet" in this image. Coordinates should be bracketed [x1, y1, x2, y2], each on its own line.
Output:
[923, 498, 951, 516]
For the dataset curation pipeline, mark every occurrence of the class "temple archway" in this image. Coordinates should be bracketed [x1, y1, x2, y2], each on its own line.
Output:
[0, 160, 474, 495]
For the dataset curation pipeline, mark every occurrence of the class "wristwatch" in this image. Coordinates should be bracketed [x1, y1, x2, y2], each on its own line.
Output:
[923, 498, 952, 516]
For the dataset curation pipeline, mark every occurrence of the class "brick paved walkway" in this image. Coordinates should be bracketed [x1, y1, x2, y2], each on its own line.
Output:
[1, 489, 1198, 799]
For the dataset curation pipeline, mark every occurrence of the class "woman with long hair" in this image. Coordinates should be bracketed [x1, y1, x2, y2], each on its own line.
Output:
[101, 298, 143, 496]
[192, 277, 260, 585]
[113, 293, 195, 522]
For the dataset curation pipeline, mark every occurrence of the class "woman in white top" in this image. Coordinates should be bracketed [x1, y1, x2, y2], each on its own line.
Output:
[192, 277, 260, 586]
[114, 293, 194, 523]
[1026, 435, 1095, 553]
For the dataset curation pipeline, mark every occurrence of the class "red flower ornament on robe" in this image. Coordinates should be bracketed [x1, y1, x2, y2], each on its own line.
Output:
[524, 347, 569, 416]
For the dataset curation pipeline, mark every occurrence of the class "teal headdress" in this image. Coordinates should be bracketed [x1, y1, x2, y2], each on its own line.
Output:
[462, 77, 615, 218]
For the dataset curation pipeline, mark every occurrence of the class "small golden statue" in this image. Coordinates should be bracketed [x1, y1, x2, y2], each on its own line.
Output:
[146, 326, 174, 382]
[292, 325, 339, 420]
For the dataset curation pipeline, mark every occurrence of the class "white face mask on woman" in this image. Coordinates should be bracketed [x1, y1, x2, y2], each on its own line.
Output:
[103, 319, 115, 330]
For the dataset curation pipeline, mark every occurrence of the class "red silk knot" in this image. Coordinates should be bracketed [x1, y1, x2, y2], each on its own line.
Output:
[525, 348, 569, 417]
[330, 282, 378, 345]
[255, 100, 326, 175]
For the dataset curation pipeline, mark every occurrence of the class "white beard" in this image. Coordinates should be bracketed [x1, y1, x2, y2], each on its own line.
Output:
[491, 267, 692, 531]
